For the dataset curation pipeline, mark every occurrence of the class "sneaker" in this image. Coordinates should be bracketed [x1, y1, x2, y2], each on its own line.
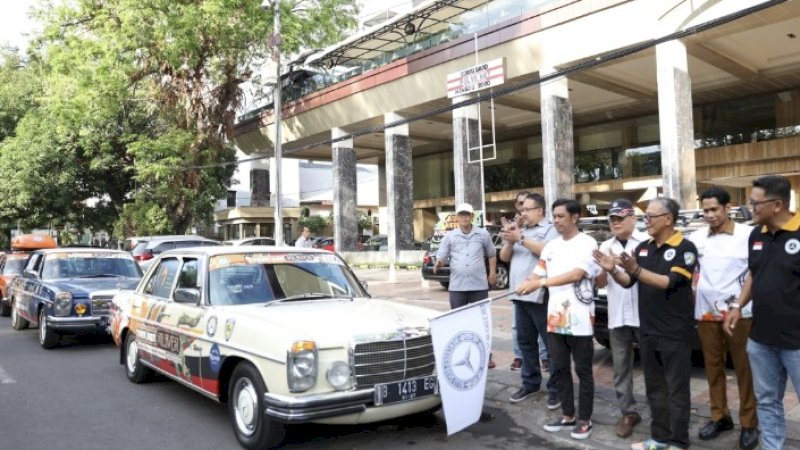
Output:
[571, 420, 593, 440]
[509, 387, 538, 403]
[615, 413, 641, 438]
[543, 417, 576, 432]
[509, 358, 522, 371]
[546, 394, 561, 410]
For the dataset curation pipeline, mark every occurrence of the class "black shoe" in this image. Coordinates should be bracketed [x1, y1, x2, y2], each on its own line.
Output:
[739, 427, 759, 450]
[509, 387, 539, 403]
[698, 417, 734, 440]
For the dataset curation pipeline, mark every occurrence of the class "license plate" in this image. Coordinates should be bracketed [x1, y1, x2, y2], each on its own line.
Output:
[374, 376, 438, 406]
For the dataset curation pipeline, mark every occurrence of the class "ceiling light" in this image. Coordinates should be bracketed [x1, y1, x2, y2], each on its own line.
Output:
[404, 22, 416, 36]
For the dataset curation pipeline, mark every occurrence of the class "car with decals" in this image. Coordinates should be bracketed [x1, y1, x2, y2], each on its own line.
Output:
[8, 248, 143, 348]
[110, 246, 441, 449]
[0, 234, 58, 317]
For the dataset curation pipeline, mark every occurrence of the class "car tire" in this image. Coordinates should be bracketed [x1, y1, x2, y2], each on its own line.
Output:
[228, 362, 285, 450]
[125, 332, 151, 383]
[494, 263, 509, 290]
[10, 299, 28, 330]
[0, 300, 10, 317]
[438, 282, 449, 289]
[39, 308, 60, 349]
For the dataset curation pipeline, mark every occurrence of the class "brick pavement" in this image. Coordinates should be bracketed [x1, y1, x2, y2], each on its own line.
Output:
[355, 267, 800, 450]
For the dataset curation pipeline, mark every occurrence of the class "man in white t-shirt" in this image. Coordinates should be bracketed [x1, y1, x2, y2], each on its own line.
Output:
[515, 199, 599, 441]
[594, 199, 650, 438]
[688, 187, 757, 450]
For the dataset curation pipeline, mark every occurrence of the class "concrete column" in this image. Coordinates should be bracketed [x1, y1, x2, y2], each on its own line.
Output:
[656, 40, 697, 208]
[332, 127, 358, 252]
[540, 70, 575, 213]
[385, 112, 415, 272]
[452, 96, 483, 208]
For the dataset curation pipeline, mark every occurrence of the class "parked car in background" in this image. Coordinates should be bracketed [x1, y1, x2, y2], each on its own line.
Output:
[0, 234, 58, 317]
[8, 248, 142, 348]
[421, 226, 509, 290]
[131, 235, 221, 272]
[224, 237, 276, 246]
[312, 237, 363, 252]
[364, 234, 388, 251]
[110, 246, 441, 449]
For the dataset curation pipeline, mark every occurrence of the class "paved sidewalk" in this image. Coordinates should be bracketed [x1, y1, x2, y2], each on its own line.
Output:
[355, 267, 800, 450]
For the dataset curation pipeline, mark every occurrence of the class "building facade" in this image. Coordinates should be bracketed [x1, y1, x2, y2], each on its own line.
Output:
[231, 0, 800, 261]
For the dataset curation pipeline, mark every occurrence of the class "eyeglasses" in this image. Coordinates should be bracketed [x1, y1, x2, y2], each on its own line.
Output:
[643, 213, 670, 222]
[748, 198, 779, 207]
[521, 206, 542, 212]
[516, 200, 525, 205]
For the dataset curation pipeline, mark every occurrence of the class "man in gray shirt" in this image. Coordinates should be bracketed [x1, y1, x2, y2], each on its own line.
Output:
[499, 193, 560, 407]
[435, 203, 497, 309]
[295, 226, 314, 248]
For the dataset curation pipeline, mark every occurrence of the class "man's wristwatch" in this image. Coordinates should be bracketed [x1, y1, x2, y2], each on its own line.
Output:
[729, 302, 741, 310]
[518, 235, 525, 245]
[610, 266, 619, 276]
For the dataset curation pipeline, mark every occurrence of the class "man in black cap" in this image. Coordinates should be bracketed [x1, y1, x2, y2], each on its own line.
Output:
[595, 199, 649, 438]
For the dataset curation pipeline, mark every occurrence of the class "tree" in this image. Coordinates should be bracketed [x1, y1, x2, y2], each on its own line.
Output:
[298, 215, 327, 234]
[0, 0, 359, 235]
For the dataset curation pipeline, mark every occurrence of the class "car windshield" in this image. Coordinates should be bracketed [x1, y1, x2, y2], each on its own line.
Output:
[207, 253, 366, 306]
[42, 254, 142, 280]
[131, 241, 150, 257]
[2, 258, 27, 275]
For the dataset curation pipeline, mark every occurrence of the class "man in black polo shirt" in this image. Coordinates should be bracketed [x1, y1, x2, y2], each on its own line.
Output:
[725, 175, 800, 450]
[594, 197, 697, 450]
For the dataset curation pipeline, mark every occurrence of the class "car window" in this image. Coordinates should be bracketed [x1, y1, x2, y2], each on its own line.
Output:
[174, 240, 210, 249]
[131, 241, 150, 256]
[151, 242, 176, 255]
[2, 258, 26, 275]
[177, 258, 199, 289]
[143, 258, 180, 298]
[25, 253, 43, 274]
[209, 265, 274, 306]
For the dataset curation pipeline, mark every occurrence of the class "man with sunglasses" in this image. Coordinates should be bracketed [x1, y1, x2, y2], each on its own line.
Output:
[725, 175, 800, 450]
[594, 197, 698, 450]
[688, 187, 757, 450]
[500, 192, 560, 407]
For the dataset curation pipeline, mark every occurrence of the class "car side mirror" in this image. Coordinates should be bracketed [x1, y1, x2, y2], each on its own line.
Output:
[23, 269, 37, 279]
[174, 288, 201, 304]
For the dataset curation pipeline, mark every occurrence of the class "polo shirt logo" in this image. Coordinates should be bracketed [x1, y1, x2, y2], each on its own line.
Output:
[684, 252, 696, 266]
[786, 238, 800, 255]
[639, 249, 649, 257]
[664, 248, 676, 261]
[753, 241, 763, 251]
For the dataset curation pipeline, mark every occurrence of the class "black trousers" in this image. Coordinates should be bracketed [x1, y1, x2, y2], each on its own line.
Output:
[639, 334, 692, 449]
[548, 332, 594, 420]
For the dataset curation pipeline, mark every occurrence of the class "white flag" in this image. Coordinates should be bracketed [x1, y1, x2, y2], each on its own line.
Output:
[430, 298, 492, 435]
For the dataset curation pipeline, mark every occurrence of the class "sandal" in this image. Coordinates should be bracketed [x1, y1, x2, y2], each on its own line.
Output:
[630, 440, 669, 450]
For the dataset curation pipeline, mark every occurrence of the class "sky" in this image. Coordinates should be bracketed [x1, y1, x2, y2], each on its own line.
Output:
[0, 0, 39, 53]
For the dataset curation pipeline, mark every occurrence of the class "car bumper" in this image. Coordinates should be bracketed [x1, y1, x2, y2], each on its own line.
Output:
[263, 388, 440, 423]
[47, 315, 110, 333]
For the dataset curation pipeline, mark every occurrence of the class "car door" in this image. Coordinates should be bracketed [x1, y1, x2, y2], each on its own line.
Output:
[15, 252, 44, 323]
[136, 257, 181, 370]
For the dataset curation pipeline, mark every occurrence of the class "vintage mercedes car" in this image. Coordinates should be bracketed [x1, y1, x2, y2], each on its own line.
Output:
[0, 234, 58, 317]
[8, 248, 143, 348]
[110, 246, 441, 449]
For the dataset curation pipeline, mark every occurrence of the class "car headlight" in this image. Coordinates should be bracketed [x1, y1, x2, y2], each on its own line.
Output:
[326, 361, 352, 391]
[54, 292, 72, 317]
[287, 341, 317, 393]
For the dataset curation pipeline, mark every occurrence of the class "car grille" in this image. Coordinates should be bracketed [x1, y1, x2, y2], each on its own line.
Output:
[91, 295, 113, 317]
[352, 335, 436, 388]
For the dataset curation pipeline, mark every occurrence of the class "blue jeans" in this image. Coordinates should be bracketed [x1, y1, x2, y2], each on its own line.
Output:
[513, 300, 557, 396]
[746, 338, 800, 450]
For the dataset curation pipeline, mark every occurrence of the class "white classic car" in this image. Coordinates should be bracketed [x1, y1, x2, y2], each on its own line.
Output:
[110, 246, 441, 449]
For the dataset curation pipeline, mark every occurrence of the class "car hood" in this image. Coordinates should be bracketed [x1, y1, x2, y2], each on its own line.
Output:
[51, 277, 141, 297]
[227, 298, 440, 346]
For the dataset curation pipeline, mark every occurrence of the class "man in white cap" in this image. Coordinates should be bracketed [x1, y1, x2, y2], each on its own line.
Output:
[435, 202, 497, 366]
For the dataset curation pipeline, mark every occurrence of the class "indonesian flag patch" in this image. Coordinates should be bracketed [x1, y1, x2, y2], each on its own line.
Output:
[639, 248, 649, 257]
[753, 241, 763, 251]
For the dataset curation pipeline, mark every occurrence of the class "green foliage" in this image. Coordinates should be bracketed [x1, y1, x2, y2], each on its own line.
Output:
[298, 215, 327, 234]
[358, 214, 372, 231]
[0, 0, 358, 236]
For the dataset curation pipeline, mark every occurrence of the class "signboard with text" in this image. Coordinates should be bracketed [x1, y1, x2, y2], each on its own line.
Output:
[446, 58, 506, 98]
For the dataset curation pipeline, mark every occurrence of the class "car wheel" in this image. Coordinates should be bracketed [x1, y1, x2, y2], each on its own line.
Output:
[494, 264, 509, 290]
[0, 300, 10, 317]
[39, 308, 60, 349]
[125, 332, 151, 383]
[228, 362, 284, 450]
[11, 299, 28, 330]
[438, 282, 449, 289]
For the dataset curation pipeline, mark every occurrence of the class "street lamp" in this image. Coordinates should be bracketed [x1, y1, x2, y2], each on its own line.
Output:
[262, 0, 284, 246]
